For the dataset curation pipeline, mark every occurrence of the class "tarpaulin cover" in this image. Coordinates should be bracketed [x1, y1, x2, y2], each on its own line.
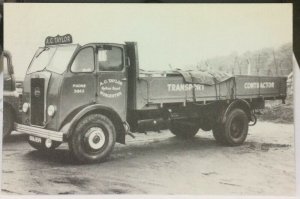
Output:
[175, 70, 232, 85]
[139, 69, 232, 85]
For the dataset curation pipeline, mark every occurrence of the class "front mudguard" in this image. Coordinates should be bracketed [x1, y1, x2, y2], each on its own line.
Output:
[59, 104, 126, 144]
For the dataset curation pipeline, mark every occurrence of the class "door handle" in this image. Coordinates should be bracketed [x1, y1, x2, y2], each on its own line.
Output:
[121, 78, 127, 81]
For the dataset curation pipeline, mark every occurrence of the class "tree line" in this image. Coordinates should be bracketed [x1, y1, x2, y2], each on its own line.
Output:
[194, 43, 293, 76]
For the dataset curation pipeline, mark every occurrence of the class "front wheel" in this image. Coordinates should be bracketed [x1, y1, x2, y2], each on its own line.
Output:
[68, 114, 116, 164]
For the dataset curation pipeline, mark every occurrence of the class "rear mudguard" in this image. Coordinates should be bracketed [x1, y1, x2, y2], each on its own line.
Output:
[221, 99, 252, 124]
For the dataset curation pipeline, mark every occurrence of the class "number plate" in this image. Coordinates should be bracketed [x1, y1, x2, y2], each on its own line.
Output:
[29, 136, 42, 143]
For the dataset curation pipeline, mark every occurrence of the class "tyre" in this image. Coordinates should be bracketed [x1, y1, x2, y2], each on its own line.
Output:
[222, 108, 249, 146]
[170, 120, 199, 139]
[3, 106, 14, 138]
[68, 114, 116, 163]
[28, 137, 61, 151]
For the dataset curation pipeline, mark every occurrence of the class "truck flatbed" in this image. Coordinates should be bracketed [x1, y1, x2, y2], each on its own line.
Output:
[136, 70, 286, 109]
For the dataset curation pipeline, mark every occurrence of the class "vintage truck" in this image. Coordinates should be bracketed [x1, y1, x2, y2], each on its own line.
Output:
[15, 35, 287, 163]
[2, 50, 22, 138]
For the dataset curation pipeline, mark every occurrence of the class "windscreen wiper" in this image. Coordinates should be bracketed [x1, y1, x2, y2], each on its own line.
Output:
[36, 46, 50, 58]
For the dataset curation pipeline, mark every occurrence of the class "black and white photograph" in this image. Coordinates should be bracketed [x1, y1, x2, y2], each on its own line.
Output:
[1, 3, 296, 196]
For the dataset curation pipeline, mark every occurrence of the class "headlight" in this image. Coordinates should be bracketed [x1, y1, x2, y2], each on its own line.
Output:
[22, 103, 30, 113]
[47, 105, 56, 117]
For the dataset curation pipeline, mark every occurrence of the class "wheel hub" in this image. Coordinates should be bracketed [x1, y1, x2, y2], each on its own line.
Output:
[86, 127, 105, 150]
[93, 135, 100, 144]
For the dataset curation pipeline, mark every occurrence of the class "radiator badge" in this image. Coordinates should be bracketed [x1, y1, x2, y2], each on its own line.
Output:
[99, 79, 122, 98]
[34, 87, 41, 97]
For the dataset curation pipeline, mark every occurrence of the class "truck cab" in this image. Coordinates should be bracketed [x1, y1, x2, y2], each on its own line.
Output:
[16, 35, 137, 161]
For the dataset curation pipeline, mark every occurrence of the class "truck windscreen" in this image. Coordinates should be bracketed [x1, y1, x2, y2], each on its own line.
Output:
[27, 45, 78, 74]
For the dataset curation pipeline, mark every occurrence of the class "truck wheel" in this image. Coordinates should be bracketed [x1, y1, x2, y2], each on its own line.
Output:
[3, 106, 14, 138]
[68, 114, 116, 163]
[170, 121, 199, 139]
[222, 108, 249, 146]
[28, 138, 61, 151]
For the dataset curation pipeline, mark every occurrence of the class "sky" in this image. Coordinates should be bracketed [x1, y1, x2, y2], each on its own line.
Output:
[4, 3, 292, 79]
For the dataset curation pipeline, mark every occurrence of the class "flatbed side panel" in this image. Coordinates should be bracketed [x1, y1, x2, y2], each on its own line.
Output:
[136, 76, 188, 109]
[136, 76, 235, 109]
[193, 78, 235, 101]
[235, 76, 261, 97]
[235, 76, 287, 98]
[136, 75, 286, 110]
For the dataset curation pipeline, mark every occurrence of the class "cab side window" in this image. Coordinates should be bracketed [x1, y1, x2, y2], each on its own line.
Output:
[98, 46, 123, 71]
[71, 47, 95, 73]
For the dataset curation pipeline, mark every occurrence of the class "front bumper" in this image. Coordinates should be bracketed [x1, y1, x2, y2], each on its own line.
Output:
[14, 123, 64, 142]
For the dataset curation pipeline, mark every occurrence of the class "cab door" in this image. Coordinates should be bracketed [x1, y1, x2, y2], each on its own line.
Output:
[60, 46, 97, 124]
[96, 45, 128, 121]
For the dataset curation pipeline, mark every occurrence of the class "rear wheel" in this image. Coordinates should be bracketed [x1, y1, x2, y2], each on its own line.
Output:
[213, 108, 249, 146]
[3, 106, 14, 138]
[68, 114, 116, 163]
[170, 120, 199, 139]
[28, 137, 61, 151]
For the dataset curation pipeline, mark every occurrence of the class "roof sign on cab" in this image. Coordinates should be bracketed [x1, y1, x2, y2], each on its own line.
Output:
[45, 34, 73, 46]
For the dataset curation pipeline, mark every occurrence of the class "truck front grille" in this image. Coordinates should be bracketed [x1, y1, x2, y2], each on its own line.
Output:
[30, 78, 45, 126]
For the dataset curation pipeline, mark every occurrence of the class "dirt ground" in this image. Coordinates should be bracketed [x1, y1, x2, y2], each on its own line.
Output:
[1, 121, 295, 195]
